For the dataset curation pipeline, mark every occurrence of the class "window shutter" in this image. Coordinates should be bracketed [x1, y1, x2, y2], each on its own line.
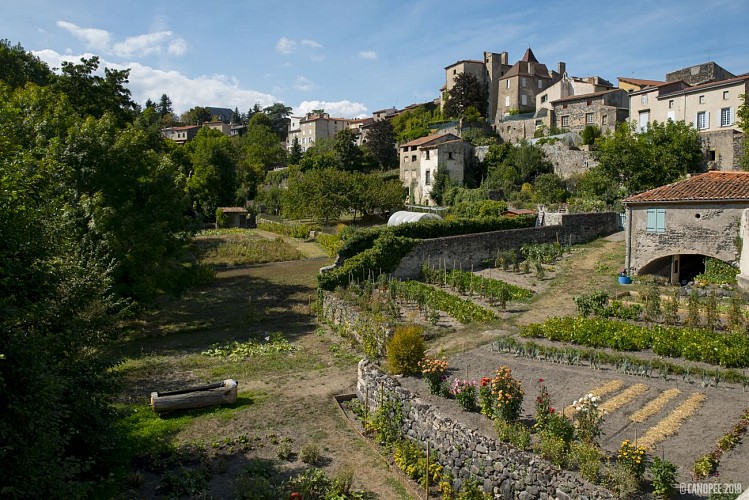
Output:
[730, 107, 734, 125]
[705, 111, 710, 129]
[647, 209, 656, 232]
[656, 209, 666, 233]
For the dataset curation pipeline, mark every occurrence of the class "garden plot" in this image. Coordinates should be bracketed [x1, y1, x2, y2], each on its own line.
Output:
[398, 344, 749, 488]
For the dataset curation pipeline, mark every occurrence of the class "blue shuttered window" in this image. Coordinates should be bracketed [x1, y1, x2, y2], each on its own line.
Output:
[646, 208, 666, 233]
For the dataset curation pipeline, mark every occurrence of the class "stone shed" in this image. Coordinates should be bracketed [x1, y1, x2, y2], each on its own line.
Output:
[623, 171, 749, 283]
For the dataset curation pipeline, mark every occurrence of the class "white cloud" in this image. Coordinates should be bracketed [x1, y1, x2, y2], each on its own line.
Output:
[301, 39, 323, 49]
[294, 100, 368, 119]
[358, 50, 378, 60]
[168, 38, 188, 56]
[33, 49, 277, 115]
[294, 76, 316, 92]
[112, 31, 173, 57]
[276, 37, 297, 54]
[57, 21, 110, 52]
[56, 20, 187, 59]
[310, 54, 326, 62]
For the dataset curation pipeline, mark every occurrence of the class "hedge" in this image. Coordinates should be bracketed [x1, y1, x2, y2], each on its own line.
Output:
[257, 218, 319, 239]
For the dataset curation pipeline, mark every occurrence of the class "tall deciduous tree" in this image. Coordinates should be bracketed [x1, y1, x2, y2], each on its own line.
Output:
[443, 72, 488, 120]
[263, 102, 293, 140]
[334, 128, 364, 171]
[187, 128, 238, 218]
[181, 106, 212, 125]
[0, 39, 52, 88]
[594, 121, 702, 193]
[364, 119, 398, 169]
[237, 117, 286, 200]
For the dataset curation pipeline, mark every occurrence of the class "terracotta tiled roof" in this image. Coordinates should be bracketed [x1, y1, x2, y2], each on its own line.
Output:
[623, 171, 749, 204]
[657, 73, 749, 99]
[551, 88, 621, 104]
[421, 139, 468, 150]
[617, 77, 665, 87]
[400, 133, 458, 148]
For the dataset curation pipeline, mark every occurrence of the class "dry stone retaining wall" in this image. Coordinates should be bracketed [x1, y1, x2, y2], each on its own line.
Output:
[357, 359, 613, 499]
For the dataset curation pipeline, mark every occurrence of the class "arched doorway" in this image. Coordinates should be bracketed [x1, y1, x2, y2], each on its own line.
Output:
[638, 254, 708, 285]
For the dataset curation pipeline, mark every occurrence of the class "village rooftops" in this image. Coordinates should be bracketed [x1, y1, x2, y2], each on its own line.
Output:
[550, 88, 624, 104]
[400, 132, 458, 148]
[617, 77, 665, 88]
[623, 171, 749, 204]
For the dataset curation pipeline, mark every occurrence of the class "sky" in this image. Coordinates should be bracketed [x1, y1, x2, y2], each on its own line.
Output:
[2, 0, 748, 119]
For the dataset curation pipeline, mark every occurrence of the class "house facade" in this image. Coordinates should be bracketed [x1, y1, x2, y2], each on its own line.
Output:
[161, 125, 199, 144]
[552, 89, 630, 135]
[399, 133, 470, 205]
[623, 171, 749, 283]
[495, 48, 563, 122]
[628, 62, 747, 169]
[286, 111, 351, 152]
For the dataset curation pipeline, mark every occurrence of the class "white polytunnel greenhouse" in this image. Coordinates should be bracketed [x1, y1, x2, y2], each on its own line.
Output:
[387, 211, 442, 227]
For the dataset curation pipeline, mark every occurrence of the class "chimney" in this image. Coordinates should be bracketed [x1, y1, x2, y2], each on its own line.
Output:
[500, 51, 508, 65]
[557, 61, 566, 76]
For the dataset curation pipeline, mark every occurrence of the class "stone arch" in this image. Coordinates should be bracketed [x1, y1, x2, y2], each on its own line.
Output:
[638, 251, 733, 285]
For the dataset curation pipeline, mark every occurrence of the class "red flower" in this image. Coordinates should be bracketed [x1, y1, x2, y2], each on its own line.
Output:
[538, 378, 544, 383]
[549, 407, 555, 414]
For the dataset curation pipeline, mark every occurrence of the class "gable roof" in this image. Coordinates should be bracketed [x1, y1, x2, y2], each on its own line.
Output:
[400, 132, 460, 148]
[657, 73, 749, 99]
[623, 171, 749, 204]
[551, 88, 623, 104]
[617, 77, 665, 87]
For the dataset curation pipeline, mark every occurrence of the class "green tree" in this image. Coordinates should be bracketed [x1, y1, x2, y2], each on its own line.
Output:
[334, 127, 364, 171]
[429, 170, 452, 205]
[390, 103, 440, 143]
[157, 93, 174, 118]
[298, 138, 342, 171]
[187, 128, 238, 219]
[443, 72, 488, 120]
[181, 106, 212, 125]
[0, 39, 52, 88]
[237, 118, 286, 200]
[363, 119, 398, 169]
[595, 121, 702, 193]
[263, 102, 293, 140]
[288, 136, 304, 165]
[283, 167, 348, 223]
[533, 173, 568, 204]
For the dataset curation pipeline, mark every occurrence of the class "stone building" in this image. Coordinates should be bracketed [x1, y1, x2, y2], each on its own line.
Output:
[399, 133, 471, 206]
[623, 171, 749, 283]
[495, 48, 563, 122]
[628, 62, 747, 169]
[552, 89, 630, 135]
[161, 125, 199, 144]
[286, 111, 351, 152]
[443, 52, 511, 125]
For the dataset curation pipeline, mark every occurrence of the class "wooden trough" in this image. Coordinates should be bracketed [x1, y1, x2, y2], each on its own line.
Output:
[150, 379, 238, 413]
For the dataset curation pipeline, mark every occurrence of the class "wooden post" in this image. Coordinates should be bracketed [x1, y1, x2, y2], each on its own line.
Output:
[365, 387, 369, 427]
[425, 441, 430, 498]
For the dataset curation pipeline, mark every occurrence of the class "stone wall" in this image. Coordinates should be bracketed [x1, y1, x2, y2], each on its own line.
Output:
[357, 359, 613, 499]
[317, 291, 390, 356]
[538, 141, 598, 178]
[393, 212, 619, 279]
[700, 129, 745, 170]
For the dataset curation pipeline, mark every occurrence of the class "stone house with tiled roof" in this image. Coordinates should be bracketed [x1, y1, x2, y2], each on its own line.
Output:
[286, 111, 351, 152]
[623, 171, 749, 283]
[495, 48, 564, 122]
[552, 88, 630, 135]
[399, 133, 472, 205]
[629, 62, 747, 169]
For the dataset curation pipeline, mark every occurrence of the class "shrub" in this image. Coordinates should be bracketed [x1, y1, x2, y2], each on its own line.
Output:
[533, 378, 555, 430]
[419, 354, 449, 395]
[299, 442, 321, 465]
[572, 393, 605, 445]
[538, 434, 568, 468]
[617, 439, 647, 482]
[386, 325, 425, 375]
[494, 418, 531, 450]
[649, 456, 678, 499]
[490, 366, 524, 421]
[603, 462, 640, 498]
[539, 412, 575, 447]
[286, 468, 331, 498]
[276, 442, 292, 461]
[315, 232, 342, 257]
[450, 379, 478, 411]
[393, 439, 443, 487]
[256, 218, 318, 238]
[570, 442, 604, 483]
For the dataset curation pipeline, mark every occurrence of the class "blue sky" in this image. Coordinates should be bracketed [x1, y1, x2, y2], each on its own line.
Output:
[3, 0, 748, 118]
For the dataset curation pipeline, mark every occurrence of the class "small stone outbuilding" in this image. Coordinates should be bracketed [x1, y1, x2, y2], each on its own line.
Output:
[623, 171, 749, 283]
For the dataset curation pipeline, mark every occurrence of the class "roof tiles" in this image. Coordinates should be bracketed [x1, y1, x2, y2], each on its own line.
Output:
[623, 171, 749, 203]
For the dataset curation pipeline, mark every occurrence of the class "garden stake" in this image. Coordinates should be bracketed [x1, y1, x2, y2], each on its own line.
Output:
[425, 441, 430, 498]
[365, 388, 369, 427]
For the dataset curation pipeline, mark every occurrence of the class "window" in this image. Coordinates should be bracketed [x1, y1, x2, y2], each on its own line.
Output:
[696, 111, 707, 129]
[668, 100, 674, 109]
[721, 107, 732, 126]
[586, 100, 592, 106]
[538, 80, 543, 89]
[646, 208, 666, 233]
[521, 77, 526, 87]
[505, 96, 511, 107]
[425, 150, 430, 160]
[562, 103, 568, 109]
[425, 170, 431, 185]
[707, 150, 716, 161]
[601, 115, 608, 125]
[448, 152, 454, 160]
[506, 80, 511, 89]
[560, 115, 569, 127]
[641, 94, 648, 105]
[723, 90, 729, 100]
[411, 155, 417, 162]
[638, 110, 649, 132]
[541, 94, 548, 103]
[699, 95, 705, 104]
[585, 113, 594, 124]
[521, 94, 527, 106]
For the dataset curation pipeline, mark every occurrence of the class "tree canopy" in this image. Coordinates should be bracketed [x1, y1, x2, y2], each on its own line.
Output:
[443, 72, 489, 120]
[363, 119, 398, 169]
